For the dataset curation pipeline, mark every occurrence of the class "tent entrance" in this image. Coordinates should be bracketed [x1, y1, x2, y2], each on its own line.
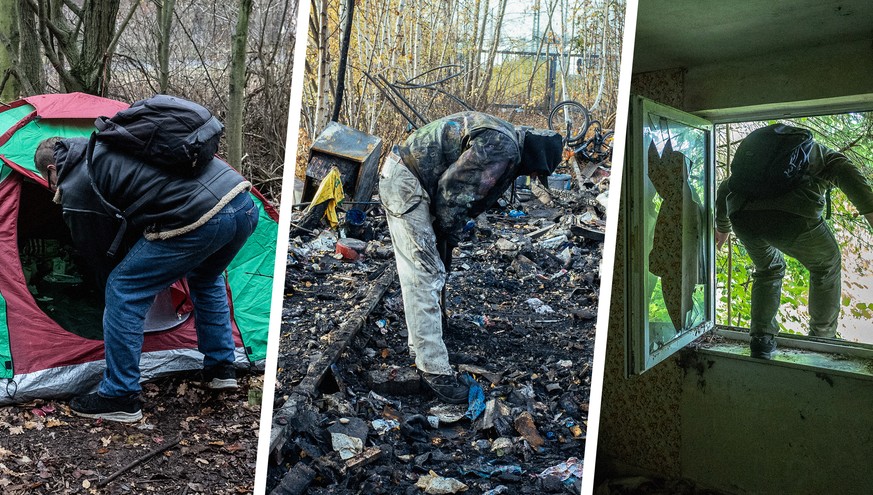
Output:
[16, 181, 189, 341]
[17, 181, 104, 340]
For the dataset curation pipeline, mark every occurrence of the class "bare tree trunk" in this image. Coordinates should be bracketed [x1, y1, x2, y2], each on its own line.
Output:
[29, 0, 128, 95]
[330, 0, 354, 122]
[388, 0, 406, 68]
[589, 0, 610, 112]
[471, 0, 488, 93]
[156, 0, 175, 93]
[312, 0, 332, 134]
[351, 0, 389, 130]
[475, 0, 506, 109]
[412, 2, 419, 76]
[18, 0, 42, 94]
[76, 0, 121, 94]
[463, 0, 480, 98]
[0, 0, 20, 101]
[228, 0, 253, 170]
[524, 0, 558, 101]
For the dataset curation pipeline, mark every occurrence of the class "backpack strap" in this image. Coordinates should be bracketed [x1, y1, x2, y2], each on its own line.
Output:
[94, 115, 146, 147]
[84, 133, 167, 257]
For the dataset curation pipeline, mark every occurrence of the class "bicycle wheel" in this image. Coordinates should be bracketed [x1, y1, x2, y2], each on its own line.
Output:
[548, 100, 590, 145]
[597, 130, 614, 160]
[586, 120, 602, 135]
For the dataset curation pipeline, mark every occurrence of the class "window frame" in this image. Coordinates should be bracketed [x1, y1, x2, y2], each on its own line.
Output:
[625, 92, 873, 375]
[625, 96, 715, 375]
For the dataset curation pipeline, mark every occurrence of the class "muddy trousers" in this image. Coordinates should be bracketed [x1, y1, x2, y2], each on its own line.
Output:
[731, 211, 841, 337]
[379, 154, 453, 375]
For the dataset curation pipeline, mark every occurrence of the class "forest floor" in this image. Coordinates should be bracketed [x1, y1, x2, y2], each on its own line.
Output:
[0, 372, 263, 494]
[267, 165, 609, 494]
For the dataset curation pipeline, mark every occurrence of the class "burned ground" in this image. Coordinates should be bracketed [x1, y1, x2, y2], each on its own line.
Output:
[0, 372, 262, 494]
[268, 176, 607, 494]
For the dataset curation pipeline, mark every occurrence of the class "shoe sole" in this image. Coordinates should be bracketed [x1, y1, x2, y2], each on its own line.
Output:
[207, 378, 238, 390]
[71, 409, 143, 423]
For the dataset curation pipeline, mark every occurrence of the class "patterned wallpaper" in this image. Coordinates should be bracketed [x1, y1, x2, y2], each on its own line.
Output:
[596, 67, 686, 479]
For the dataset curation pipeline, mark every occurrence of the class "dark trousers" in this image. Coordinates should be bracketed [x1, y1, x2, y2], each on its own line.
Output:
[731, 211, 841, 337]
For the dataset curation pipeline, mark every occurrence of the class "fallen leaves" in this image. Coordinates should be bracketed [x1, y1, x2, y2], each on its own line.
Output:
[222, 442, 245, 453]
[0, 374, 262, 493]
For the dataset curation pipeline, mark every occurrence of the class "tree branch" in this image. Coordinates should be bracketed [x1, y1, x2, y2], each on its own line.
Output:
[105, 0, 140, 57]
[34, 0, 79, 89]
[172, 7, 224, 108]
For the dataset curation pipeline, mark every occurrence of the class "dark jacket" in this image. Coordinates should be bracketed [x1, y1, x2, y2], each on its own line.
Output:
[397, 112, 524, 241]
[716, 142, 873, 232]
[53, 137, 250, 284]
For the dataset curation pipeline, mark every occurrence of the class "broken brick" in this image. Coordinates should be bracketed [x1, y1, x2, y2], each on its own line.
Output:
[335, 238, 368, 260]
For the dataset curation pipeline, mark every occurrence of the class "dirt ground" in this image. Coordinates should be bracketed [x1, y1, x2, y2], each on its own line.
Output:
[268, 170, 608, 494]
[0, 371, 263, 494]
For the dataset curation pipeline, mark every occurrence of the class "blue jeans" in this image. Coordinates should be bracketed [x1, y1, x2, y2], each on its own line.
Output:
[731, 210, 841, 338]
[98, 193, 259, 397]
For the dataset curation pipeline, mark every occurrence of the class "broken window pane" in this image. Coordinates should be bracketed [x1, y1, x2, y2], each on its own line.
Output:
[627, 97, 714, 373]
[644, 115, 708, 348]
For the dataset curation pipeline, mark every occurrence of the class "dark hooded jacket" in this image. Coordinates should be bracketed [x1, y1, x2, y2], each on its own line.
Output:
[397, 112, 560, 242]
[52, 137, 250, 285]
[716, 141, 873, 233]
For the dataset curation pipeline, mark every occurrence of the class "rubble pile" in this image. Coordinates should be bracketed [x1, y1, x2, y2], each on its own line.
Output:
[269, 172, 607, 494]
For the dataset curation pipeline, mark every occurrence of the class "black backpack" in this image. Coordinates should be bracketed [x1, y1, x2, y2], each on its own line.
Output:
[92, 94, 224, 176]
[727, 123, 814, 198]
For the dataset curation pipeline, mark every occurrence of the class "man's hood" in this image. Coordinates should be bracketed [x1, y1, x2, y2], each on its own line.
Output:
[53, 137, 90, 184]
[517, 128, 563, 187]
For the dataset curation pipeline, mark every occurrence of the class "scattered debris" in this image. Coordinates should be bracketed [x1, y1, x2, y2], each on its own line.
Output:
[330, 432, 363, 460]
[271, 462, 317, 495]
[514, 411, 546, 451]
[269, 156, 607, 492]
[538, 457, 584, 484]
[0, 373, 263, 494]
[416, 470, 469, 494]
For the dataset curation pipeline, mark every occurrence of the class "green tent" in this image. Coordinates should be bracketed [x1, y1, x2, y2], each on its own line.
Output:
[0, 93, 277, 404]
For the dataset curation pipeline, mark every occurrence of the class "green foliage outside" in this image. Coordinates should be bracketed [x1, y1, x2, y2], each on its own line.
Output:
[715, 113, 873, 340]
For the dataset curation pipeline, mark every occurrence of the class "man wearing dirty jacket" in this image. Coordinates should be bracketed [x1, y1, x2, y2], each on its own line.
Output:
[379, 111, 563, 403]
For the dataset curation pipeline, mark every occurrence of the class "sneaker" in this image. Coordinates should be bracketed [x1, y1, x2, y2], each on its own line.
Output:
[419, 371, 469, 404]
[202, 363, 238, 390]
[750, 334, 776, 360]
[70, 392, 142, 422]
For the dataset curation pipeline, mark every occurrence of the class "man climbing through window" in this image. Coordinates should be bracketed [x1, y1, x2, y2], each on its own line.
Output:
[34, 96, 257, 422]
[715, 123, 873, 359]
[379, 111, 563, 403]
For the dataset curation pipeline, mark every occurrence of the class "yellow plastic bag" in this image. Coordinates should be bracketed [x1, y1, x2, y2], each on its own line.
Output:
[305, 167, 345, 228]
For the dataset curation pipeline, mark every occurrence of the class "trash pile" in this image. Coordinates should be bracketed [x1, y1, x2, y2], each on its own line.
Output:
[268, 166, 607, 494]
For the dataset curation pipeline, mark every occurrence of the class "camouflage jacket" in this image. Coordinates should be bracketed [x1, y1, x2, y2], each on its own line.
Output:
[397, 112, 521, 243]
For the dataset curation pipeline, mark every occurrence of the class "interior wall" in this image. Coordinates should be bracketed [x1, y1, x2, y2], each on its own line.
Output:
[596, 68, 873, 493]
[597, 69, 686, 481]
[680, 353, 873, 494]
[597, 207, 685, 481]
[683, 40, 873, 112]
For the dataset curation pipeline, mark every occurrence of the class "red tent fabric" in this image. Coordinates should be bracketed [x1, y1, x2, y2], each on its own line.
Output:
[24, 93, 129, 120]
[0, 93, 255, 404]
